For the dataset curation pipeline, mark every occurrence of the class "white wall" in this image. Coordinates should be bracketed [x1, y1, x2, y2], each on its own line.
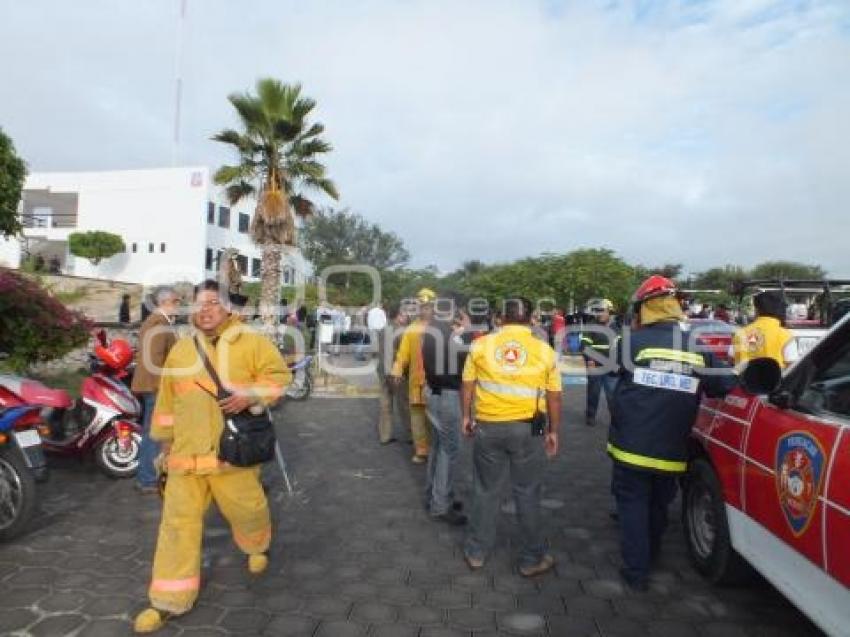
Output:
[14, 166, 311, 287]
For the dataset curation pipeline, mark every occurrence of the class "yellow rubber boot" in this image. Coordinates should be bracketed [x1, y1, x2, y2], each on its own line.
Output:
[248, 553, 268, 574]
[134, 608, 167, 634]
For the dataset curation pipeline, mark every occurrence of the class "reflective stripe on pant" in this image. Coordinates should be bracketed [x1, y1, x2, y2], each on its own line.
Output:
[410, 405, 432, 457]
[464, 422, 546, 568]
[611, 462, 677, 584]
[425, 389, 461, 515]
[149, 467, 271, 614]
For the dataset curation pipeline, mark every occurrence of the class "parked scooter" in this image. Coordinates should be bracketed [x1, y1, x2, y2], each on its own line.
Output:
[0, 405, 48, 541]
[285, 355, 313, 401]
[0, 333, 143, 478]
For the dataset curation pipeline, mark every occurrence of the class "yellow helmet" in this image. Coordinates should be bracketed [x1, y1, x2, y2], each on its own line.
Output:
[416, 287, 437, 304]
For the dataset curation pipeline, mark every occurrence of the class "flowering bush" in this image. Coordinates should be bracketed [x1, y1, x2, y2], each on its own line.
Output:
[0, 268, 92, 372]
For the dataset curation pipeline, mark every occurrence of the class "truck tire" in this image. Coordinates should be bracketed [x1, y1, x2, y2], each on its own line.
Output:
[683, 457, 750, 585]
[0, 446, 38, 541]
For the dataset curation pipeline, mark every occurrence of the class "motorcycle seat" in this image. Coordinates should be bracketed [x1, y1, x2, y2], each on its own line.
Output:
[3, 376, 73, 409]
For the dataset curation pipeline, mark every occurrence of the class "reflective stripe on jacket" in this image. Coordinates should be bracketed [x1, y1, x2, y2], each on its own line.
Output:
[608, 321, 736, 475]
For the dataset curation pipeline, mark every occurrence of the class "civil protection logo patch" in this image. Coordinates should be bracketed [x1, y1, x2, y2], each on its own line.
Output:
[494, 340, 528, 371]
[775, 431, 826, 537]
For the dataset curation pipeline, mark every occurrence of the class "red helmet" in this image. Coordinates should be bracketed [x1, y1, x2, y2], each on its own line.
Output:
[632, 275, 677, 304]
[94, 339, 133, 370]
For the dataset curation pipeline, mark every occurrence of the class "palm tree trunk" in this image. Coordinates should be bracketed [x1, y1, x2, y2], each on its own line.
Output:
[259, 243, 282, 332]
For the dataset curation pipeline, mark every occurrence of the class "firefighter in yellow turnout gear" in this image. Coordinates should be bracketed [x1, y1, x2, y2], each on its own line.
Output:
[134, 281, 290, 633]
[391, 288, 436, 463]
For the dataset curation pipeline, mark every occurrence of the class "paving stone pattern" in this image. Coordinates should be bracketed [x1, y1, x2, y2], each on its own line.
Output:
[0, 388, 824, 636]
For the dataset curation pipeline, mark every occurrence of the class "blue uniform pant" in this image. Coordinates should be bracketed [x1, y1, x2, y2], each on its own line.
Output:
[586, 370, 618, 419]
[137, 392, 160, 488]
[612, 463, 678, 584]
[424, 389, 460, 515]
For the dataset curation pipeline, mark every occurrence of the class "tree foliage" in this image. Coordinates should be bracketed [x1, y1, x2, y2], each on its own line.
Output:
[0, 269, 91, 372]
[299, 208, 410, 275]
[749, 260, 826, 281]
[0, 127, 27, 239]
[68, 231, 126, 265]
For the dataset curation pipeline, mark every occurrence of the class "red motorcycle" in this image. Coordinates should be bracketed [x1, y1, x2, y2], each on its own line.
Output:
[0, 333, 143, 478]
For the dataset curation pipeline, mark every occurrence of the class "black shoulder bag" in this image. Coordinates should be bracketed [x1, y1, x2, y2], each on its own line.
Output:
[193, 336, 276, 467]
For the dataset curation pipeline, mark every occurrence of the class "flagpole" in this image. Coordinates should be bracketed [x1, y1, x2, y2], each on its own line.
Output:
[172, 0, 187, 166]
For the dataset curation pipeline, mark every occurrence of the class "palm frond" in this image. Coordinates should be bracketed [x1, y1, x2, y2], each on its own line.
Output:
[303, 177, 340, 200]
[225, 181, 256, 205]
[213, 164, 254, 186]
[290, 194, 316, 218]
[302, 122, 325, 139]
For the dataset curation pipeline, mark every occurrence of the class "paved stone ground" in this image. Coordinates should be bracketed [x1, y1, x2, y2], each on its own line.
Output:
[0, 387, 824, 636]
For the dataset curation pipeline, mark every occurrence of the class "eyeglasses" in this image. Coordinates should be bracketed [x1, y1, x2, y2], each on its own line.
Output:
[195, 299, 222, 309]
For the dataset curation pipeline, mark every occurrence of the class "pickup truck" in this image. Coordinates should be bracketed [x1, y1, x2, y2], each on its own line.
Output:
[684, 312, 850, 636]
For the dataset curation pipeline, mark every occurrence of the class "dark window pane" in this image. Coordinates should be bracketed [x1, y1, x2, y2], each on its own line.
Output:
[251, 258, 261, 278]
[205, 248, 213, 270]
[160, 243, 166, 253]
[238, 213, 250, 233]
[148, 243, 154, 253]
[207, 201, 215, 224]
[218, 206, 230, 228]
[236, 254, 248, 275]
[132, 243, 137, 253]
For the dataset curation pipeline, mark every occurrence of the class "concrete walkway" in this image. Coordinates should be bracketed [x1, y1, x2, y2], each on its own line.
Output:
[0, 388, 822, 636]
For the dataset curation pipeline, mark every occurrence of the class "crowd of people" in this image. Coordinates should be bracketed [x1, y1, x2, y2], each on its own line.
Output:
[126, 275, 805, 633]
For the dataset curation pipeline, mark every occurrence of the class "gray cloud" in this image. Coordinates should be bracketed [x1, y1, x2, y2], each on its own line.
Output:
[1, 0, 848, 275]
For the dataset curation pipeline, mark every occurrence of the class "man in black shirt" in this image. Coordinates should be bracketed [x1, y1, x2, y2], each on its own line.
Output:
[420, 294, 473, 525]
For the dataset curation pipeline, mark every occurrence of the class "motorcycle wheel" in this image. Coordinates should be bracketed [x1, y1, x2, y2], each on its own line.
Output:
[0, 446, 37, 541]
[286, 371, 312, 401]
[95, 431, 142, 479]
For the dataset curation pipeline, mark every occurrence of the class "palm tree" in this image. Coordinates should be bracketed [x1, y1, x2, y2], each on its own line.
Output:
[212, 78, 338, 329]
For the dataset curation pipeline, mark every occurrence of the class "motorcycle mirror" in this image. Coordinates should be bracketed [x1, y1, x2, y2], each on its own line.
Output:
[740, 358, 782, 395]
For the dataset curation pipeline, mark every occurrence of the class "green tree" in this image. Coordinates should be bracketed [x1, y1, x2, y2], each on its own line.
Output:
[690, 265, 748, 298]
[299, 207, 409, 275]
[0, 127, 27, 239]
[749, 260, 826, 281]
[68, 231, 125, 265]
[213, 78, 338, 329]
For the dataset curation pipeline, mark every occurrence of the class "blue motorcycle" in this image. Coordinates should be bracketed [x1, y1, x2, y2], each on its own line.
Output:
[0, 405, 47, 541]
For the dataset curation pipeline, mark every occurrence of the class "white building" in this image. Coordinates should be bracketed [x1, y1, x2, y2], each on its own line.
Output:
[0, 166, 309, 287]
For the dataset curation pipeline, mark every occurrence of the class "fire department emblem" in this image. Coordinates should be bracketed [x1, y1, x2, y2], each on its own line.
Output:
[775, 431, 825, 537]
[745, 328, 765, 353]
[494, 340, 527, 371]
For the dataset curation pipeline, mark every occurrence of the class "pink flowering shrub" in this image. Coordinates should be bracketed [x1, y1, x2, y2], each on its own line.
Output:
[0, 268, 91, 371]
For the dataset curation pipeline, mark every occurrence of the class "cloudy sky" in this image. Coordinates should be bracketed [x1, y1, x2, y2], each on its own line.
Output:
[2, 0, 849, 275]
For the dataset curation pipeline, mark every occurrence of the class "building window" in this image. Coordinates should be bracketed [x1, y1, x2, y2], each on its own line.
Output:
[235, 255, 248, 275]
[283, 267, 292, 286]
[132, 243, 137, 253]
[218, 206, 230, 228]
[205, 248, 213, 270]
[148, 242, 154, 253]
[251, 258, 261, 278]
[216, 249, 224, 271]
[207, 202, 215, 224]
[160, 243, 166, 253]
[238, 213, 250, 233]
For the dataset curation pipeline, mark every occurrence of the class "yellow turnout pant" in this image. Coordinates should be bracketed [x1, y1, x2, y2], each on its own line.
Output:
[148, 467, 271, 614]
[410, 405, 432, 457]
